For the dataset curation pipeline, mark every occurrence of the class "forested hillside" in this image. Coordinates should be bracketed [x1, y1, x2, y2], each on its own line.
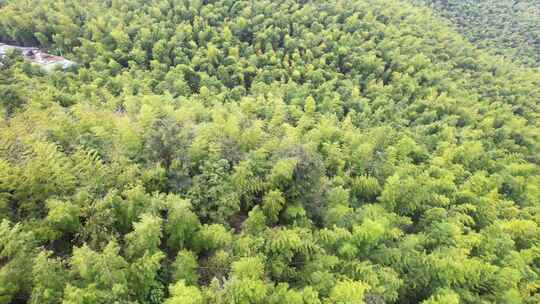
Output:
[1, 0, 540, 303]
[414, 0, 540, 67]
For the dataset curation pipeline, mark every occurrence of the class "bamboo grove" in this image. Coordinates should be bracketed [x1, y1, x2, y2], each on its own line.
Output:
[1, 0, 540, 303]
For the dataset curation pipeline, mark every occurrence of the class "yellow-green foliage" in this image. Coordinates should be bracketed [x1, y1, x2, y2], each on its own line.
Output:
[0, 0, 539, 303]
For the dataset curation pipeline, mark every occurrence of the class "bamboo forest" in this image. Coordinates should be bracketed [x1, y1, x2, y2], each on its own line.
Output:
[0, 0, 540, 303]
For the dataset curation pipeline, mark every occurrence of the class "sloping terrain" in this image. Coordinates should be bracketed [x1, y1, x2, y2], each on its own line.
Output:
[414, 0, 540, 67]
[0, 0, 540, 303]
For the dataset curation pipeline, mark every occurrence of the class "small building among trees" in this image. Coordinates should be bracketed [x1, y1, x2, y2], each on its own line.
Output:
[0, 43, 75, 71]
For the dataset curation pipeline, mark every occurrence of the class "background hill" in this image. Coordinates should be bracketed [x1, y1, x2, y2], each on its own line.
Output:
[1, 0, 540, 304]
[414, 0, 540, 67]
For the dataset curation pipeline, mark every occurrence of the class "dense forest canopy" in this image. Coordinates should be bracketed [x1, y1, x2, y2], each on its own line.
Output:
[1, 0, 540, 303]
[414, 0, 540, 67]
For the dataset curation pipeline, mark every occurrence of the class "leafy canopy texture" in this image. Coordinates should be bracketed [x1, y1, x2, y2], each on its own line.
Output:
[0, 0, 540, 303]
[414, 0, 540, 67]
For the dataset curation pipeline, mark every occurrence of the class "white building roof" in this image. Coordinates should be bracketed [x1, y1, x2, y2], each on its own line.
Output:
[0, 43, 75, 71]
